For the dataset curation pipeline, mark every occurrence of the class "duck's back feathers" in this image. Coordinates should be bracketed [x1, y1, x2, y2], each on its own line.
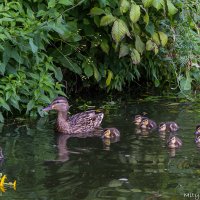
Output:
[69, 110, 104, 134]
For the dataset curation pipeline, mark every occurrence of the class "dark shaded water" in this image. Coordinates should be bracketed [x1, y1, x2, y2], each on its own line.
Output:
[1, 98, 200, 199]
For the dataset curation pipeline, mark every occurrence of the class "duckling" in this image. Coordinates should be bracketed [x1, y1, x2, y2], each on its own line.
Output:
[42, 97, 104, 134]
[133, 115, 144, 126]
[167, 135, 182, 148]
[194, 125, 200, 135]
[0, 147, 4, 160]
[195, 135, 200, 144]
[140, 117, 157, 130]
[102, 128, 120, 139]
[159, 122, 179, 132]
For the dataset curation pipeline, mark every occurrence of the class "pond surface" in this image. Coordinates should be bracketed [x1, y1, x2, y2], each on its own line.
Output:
[1, 97, 200, 200]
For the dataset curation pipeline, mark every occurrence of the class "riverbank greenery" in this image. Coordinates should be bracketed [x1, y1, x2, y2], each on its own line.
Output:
[0, 0, 199, 121]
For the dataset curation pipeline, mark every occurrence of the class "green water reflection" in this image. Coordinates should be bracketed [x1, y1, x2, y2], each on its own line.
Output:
[1, 99, 200, 199]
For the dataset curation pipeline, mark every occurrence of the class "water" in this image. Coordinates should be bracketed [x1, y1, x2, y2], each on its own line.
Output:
[1, 98, 200, 200]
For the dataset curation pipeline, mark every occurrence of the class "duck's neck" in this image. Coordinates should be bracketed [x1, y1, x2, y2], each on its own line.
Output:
[57, 111, 67, 121]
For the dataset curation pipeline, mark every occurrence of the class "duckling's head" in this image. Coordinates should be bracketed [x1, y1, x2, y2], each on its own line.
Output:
[195, 125, 200, 135]
[43, 97, 69, 112]
[169, 136, 176, 144]
[134, 115, 143, 124]
[159, 122, 167, 132]
[102, 128, 120, 139]
[141, 117, 149, 126]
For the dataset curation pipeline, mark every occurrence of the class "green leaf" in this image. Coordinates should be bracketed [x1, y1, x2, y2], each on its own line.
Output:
[167, 0, 178, 16]
[0, 98, 11, 111]
[0, 112, 4, 123]
[93, 65, 101, 81]
[158, 31, 168, 47]
[26, 100, 35, 114]
[48, 0, 56, 8]
[119, 43, 129, 58]
[53, 67, 63, 81]
[152, 32, 160, 45]
[10, 98, 20, 110]
[100, 39, 109, 54]
[106, 70, 113, 86]
[130, 3, 140, 23]
[143, 12, 149, 25]
[0, 62, 5, 75]
[135, 35, 145, 54]
[59, 0, 74, 6]
[29, 38, 38, 53]
[131, 49, 141, 64]
[111, 19, 130, 44]
[152, 0, 164, 10]
[142, 0, 154, 8]
[83, 61, 93, 77]
[146, 40, 155, 51]
[180, 73, 192, 91]
[90, 7, 105, 15]
[100, 15, 116, 26]
[120, 0, 130, 13]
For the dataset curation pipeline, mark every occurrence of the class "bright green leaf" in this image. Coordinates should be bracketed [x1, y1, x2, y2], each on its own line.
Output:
[135, 35, 145, 54]
[158, 31, 168, 47]
[100, 15, 116, 26]
[120, 0, 130, 13]
[59, 0, 74, 6]
[143, 12, 149, 25]
[142, 0, 154, 8]
[111, 19, 130, 44]
[48, 0, 56, 8]
[106, 70, 113, 86]
[130, 3, 141, 23]
[93, 65, 101, 81]
[152, 32, 160, 45]
[146, 40, 155, 51]
[131, 49, 141, 64]
[167, 0, 178, 16]
[29, 38, 38, 53]
[152, 0, 164, 10]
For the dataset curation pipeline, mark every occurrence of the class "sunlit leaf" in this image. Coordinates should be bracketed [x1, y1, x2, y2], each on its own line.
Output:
[143, 12, 149, 25]
[142, 0, 154, 8]
[120, 0, 130, 13]
[59, 0, 74, 6]
[119, 43, 129, 58]
[48, 0, 56, 8]
[166, 0, 178, 16]
[135, 35, 145, 54]
[152, 32, 160, 45]
[146, 40, 155, 51]
[158, 31, 168, 46]
[111, 19, 130, 44]
[93, 65, 101, 81]
[130, 4, 140, 23]
[152, 0, 164, 10]
[180, 73, 192, 91]
[90, 7, 105, 15]
[106, 70, 113, 86]
[100, 15, 116, 26]
[131, 49, 141, 64]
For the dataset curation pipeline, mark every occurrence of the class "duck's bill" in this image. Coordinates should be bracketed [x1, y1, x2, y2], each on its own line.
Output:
[42, 105, 52, 111]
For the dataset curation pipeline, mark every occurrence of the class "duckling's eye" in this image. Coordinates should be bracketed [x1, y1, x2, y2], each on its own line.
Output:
[55, 101, 60, 104]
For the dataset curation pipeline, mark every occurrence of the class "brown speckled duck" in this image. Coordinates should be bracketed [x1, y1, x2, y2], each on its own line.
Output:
[102, 128, 120, 139]
[159, 122, 179, 132]
[140, 117, 157, 130]
[42, 97, 104, 134]
[167, 135, 182, 148]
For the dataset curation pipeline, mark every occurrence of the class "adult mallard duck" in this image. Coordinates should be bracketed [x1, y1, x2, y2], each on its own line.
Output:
[167, 135, 182, 148]
[42, 97, 104, 134]
[140, 117, 157, 130]
[159, 122, 179, 132]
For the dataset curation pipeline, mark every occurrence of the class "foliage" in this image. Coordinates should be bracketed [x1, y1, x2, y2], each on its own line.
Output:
[0, 0, 199, 121]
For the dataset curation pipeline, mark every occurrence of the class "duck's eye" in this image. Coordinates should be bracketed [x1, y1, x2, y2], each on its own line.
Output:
[55, 101, 60, 104]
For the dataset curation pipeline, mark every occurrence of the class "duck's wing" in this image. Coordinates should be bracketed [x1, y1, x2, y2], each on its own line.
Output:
[69, 110, 104, 133]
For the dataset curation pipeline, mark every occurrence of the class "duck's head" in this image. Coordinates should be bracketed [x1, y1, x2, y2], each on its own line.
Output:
[102, 128, 120, 139]
[141, 117, 149, 126]
[42, 97, 69, 112]
[168, 136, 176, 144]
[159, 122, 166, 132]
[195, 125, 200, 135]
[134, 115, 143, 124]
